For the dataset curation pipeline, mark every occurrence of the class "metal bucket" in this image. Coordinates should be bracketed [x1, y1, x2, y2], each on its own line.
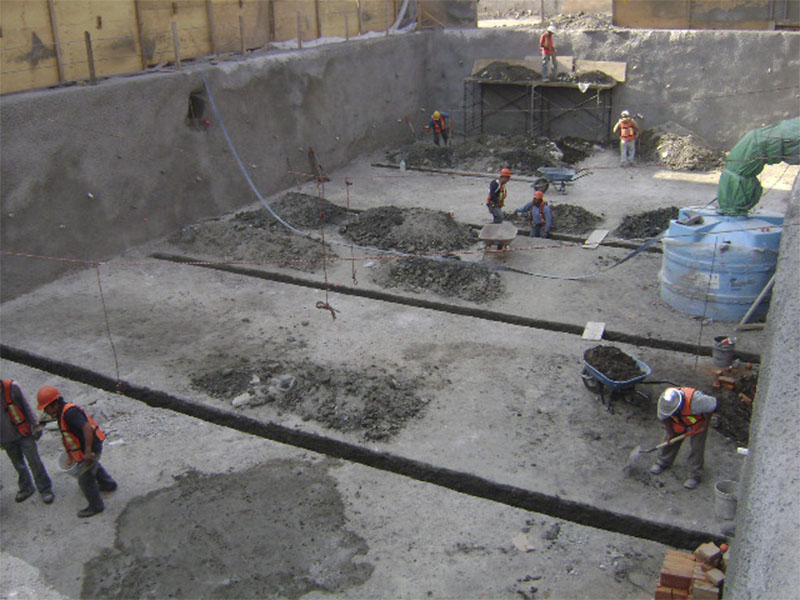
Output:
[57, 452, 93, 478]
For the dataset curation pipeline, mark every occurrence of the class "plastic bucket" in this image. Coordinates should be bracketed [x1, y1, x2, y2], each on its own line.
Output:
[714, 480, 738, 520]
[57, 452, 92, 478]
[712, 336, 735, 368]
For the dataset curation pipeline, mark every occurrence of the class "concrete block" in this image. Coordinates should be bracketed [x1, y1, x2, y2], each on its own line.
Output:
[706, 568, 725, 586]
[694, 542, 722, 566]
[691, 582, 720, 599]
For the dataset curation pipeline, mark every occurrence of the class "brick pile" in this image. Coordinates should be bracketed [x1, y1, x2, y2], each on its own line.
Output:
[654, 542, 729, 599]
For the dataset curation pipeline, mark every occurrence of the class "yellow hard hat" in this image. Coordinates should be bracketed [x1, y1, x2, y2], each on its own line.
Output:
[433, 111, 441, 120]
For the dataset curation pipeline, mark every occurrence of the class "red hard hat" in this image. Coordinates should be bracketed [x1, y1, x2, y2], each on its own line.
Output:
[500, 168, 512, 177]
[37, 386, 61, 410]
[534, 190, 544, 199]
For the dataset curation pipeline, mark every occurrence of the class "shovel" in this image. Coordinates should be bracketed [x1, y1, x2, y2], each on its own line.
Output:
[624, 430, 702, 471]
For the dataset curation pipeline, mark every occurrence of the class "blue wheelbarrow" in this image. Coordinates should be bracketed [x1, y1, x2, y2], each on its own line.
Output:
[535, 167, 591, 194]
[580, 355, 676, 413]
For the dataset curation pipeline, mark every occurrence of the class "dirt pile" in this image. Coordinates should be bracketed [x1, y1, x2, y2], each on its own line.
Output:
[614, 207, 680, 239]
[546, 13, 614, 30]
[192, 360, 429, 441]
[639, 123, 725, 171]
[507, 203, 603, 236]
[715, 373, 755, 446]
[339, 206, 477, 253]
[388, 135, 587, 174]
[370, 256, 505, 303]
[253, 191, 351, 228]
[584, 346, 645, 382]
[474, 61, 539, 82]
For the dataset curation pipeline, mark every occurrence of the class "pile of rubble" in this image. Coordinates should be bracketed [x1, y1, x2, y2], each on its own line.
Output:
[638, 123, 726, 171]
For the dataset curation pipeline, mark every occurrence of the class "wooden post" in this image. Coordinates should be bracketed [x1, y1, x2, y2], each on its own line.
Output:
[84, 31, 96, 84]
[417, 0, 422, 29]
[345, 14, 349, 41]
[206, 0, 217, 56]
[385, 1, 390, 35]
[239, 15, 245, 54]
[267, 0, 275, 42]
[314, 0, 322, 39]
[171, 20, 181, 69]
[47, 0, 65, 82]
[358, 0, 363, 35]
[297, 11, 303, 48]
[134, 0, 148, 69]
[540, 0, 545, 21]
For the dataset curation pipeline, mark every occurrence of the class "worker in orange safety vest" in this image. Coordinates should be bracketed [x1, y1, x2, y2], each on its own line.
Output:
[425, 110, 450, 146]
[1, 379, 54, 504]
[539, 25, 557, 80]
[650, 387, 717, 490]
[487, 168, 511, 223]
[38, 385, 117, 517]
[613, 110, 640, 166]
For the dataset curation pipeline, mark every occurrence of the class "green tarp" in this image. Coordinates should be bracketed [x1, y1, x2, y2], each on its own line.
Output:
[717, 117, 800, 215]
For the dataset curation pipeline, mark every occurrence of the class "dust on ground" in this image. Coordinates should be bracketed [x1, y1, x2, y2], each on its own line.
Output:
[638, 122, 726, 171]
[387, 135, 595, 174]
[339, 206, 477, 253]
[82, 460, 373, 599]
[506, 203, 603, 236]
[614, 207, 680, 240]
[584, 345, 645, 381]
[369, 256, 505, 303]
[191, 359, 429, 441]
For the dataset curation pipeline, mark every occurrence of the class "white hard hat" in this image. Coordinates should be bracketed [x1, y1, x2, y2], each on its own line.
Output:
[621, 110, 630, 117]
[657, 388, 683, 420]
[547, 25, 557, 33]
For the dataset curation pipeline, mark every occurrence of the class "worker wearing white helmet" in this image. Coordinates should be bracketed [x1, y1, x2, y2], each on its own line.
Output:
[650, 387, 717, 490]
[613, 109, 640, 166]
[540, 25, 557, 81]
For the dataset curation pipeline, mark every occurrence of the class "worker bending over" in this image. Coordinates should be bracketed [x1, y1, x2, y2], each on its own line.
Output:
[425, 111, 449, 146]
[515, 190, 552, 238]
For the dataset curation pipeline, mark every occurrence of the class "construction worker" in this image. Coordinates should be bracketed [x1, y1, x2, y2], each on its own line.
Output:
[37, 386, 117, 518]
[613, 110, 640, 166]
[1, 379, 54, 504]
[487, 168, 511, 223]
[650, 387, 717, 490]
[425, 110, 449, 146]
[514, 190, 552, 238]
[540, 25, 557, 80]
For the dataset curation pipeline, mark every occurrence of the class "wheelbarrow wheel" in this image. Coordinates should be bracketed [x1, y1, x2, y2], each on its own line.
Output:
[533, 178, 550, 193]
[580, 366, 601, 392]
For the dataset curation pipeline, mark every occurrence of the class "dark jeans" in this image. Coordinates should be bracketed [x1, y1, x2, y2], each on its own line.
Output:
[488, 204, 504, 223]
[77, 455, 116, 511]
[433, 130, 448, 146]
[3, 436, 53, 495]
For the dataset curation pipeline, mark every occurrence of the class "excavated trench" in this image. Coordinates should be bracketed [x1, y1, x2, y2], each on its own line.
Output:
[0, 343, 725, 551]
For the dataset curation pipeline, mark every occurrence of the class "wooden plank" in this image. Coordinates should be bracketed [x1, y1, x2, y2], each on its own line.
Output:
[582, 322, 606, 341]
[583, 229, 609, 249]
[0, 0, 61, 94]
[47, 0, 65, 81]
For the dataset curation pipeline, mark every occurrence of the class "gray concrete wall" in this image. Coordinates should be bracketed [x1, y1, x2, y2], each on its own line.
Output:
[725, 183, 800, 599]
[0, 35, 428, 301]
[433, 28, 800, 144]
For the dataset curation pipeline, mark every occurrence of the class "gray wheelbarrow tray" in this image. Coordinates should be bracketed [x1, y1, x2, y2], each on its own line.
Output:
[479, 223, 518, 250]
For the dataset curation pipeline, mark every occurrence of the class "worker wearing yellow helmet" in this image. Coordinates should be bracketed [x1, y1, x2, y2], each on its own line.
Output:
[425, 110, 450, 146]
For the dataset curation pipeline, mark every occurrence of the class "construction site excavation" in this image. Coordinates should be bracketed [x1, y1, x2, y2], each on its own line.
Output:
[1, 3, 799, 599]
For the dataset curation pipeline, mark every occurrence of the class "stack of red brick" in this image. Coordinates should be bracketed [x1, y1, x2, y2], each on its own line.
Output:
[655, 542, 729, 599]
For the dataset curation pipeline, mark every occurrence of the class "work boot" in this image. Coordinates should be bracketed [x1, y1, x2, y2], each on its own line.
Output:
[15, 489, 34, 503]
[41, 492, 55, 504]
[649, 464, 666, 475]
[683, 478, 700, 490]
[78, 506, 104, 518]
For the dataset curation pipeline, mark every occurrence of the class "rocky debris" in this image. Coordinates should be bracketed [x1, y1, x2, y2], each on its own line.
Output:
[339, 206, 477, 253]
[614, 207, 680, 240]
[545, 13, 614, 30]
[191, 360, 428, 441]
[638, 122, 725, 171]
[507, 203, 603, 236]
[234, 192, 351, 228]
[370, 256, 505, 303]
[474, 61, 539, 82]
[715, 372, 756, 446]
[584, 346, 645, 382]
[388, 135, 579, 175]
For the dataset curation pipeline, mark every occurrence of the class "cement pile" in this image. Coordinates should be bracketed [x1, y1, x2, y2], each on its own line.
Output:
[192, 360, 428, 441]
[370, 256, 505, 303]
[639, 123, 725, 171]
[339, 206, 476, 253]
[614, 207, 680, 240]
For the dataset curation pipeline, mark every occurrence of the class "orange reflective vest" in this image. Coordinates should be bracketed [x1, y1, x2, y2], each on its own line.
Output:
[530, 201, 548, 225]
[59, 403, 105, 462]
[487, 179, 507, 208]
[669, 388, 706, 434]
[432, 117, 447, 133]
[2, 379, 31, 437]
[540, 32, 555, 56]
[617, 118, 638, 141]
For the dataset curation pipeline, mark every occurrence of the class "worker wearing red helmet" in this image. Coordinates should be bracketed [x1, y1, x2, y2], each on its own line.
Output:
[514, 189, 552, 238]
[487, 168, 511, 223]
[38, 385, 117, 518]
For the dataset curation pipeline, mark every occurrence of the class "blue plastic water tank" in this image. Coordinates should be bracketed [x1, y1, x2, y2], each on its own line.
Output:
[659, 207, 784, 322]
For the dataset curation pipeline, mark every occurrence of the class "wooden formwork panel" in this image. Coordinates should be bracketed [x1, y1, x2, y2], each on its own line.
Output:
[0, 1, 60, 95]
[614, 0, 773, 30]
[360, 0, 397, 33]
[136, 0, 211, 66]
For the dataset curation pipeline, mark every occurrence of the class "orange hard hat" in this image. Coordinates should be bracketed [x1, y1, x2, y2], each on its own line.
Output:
[534, 190, 544, 199]
[37, 386, 61, 410]
[500, 168, 512, 177]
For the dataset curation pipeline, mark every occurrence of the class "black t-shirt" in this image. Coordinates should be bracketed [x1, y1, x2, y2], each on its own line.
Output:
[62, 405, 103, 454]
